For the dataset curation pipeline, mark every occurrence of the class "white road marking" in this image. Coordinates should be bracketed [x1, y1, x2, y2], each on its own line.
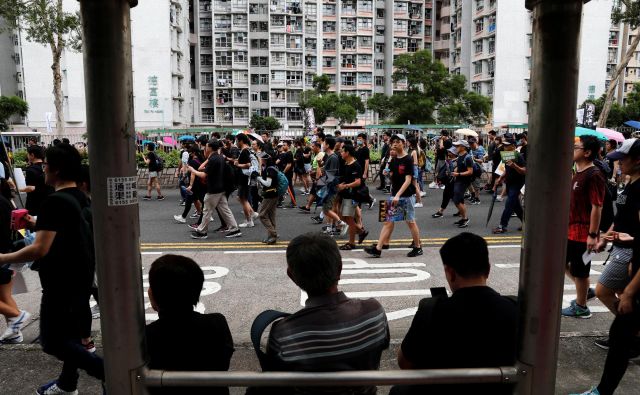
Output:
[386, 307, 419, 321]
[346, 289, 433, 298]
[488, 245, 520, 249]
[141, 251, 163, 255]
[495, 263, 520, 268]
[224, 250, 286, 254]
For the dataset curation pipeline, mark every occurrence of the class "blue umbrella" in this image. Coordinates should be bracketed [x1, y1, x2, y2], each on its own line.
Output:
[624, 120, 640, 129]
[178, 135, 195, 142]
[141, 140, 153, 146]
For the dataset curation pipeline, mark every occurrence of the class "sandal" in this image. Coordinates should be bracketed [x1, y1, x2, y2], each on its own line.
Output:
[339, 243, 356, 251]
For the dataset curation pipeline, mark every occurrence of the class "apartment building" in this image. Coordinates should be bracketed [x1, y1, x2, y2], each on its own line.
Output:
[607, 23, 640, 105]
[1, 0, 191, 135]
[437, 0, 611, 125]
[192, 0, 435, 129]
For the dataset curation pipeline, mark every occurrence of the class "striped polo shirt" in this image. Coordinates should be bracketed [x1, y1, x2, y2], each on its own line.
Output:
[267, 292, 390, 394]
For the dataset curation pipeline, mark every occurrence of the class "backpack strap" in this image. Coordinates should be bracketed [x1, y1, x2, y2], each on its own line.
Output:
[250, 310, 291, 370]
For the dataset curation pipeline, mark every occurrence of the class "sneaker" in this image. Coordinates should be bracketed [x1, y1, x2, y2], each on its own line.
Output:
[471, 198, 481, 205]
[277, 203, 284, 209]
[298, 206, 311, 213]
[157, 195, 165, 201]
[187, 223, 199, 230]
[457, 218, 470, 228]
[594, 338, 609, 350]
[432, 212, 443, 218]
[311, 216, 323, 224]
[173, 215, 186, 224]
[142, 196, 152, 201]
[179, 201, 185, 206]
[225, 229, 242, 238]
[251, 212, 259, 221]
[420, 191, 427, 197]
[364, 245, 382, 258]
[339, 222, 349, 236]
[262, 237, 277, 245]
[190, 212, 201, 219]
[561, 303, 592, 319]
[190, 231, 208, 239]
[453, 211, 461, 217]
[91, 304, 101, 319]
[464, 192, 471, 199]
[37, 381, 78, 395]
[323, 226, 336, 235]
[428, 182, 439, 189]
[214, 225, 229, 232]
[440, 185, 446, 190]
[414, 202, 423, 208]
[238, 221, 255, 228]
[495, 196, 503, 202]
[407, 247, 423, 257]
[368, 198, 377, 210]
[84, 340, 97, 353]
[493, 226, 507, 234]
[0, 329, 23, 344]
[587, 287, 596, 301]
[7, 310, 30, 333]
[298, 188, 307, 194]
[569, 387, 600, 395]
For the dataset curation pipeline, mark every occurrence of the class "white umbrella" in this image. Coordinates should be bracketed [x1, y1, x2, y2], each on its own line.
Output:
[454, 128, 478, 137]
[247, 132, 264, 143]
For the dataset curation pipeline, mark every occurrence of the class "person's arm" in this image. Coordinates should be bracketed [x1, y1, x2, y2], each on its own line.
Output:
[363, 158, 370, 179]
[0, 230, 55, 264]
[21, 168, 36, 193]
[187, 172, 197, 191]
[257, 176, 273, 187]
[143, 154, 150, 164]
[20, 186, 35, 193]
[397, 349, 415, 369]
[587, 204, 603, 251]
[188, 166, 207, 180]
[506, 159, 526, 175]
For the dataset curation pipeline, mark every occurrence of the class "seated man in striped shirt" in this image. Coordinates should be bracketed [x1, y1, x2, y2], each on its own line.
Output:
[266, 232, 390, 395]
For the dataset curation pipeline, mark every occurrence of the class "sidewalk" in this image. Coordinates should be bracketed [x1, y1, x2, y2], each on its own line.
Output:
[1, 336, 638, 394]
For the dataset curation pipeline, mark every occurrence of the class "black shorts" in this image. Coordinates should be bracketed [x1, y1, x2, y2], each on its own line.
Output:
[237, 183, 250, 200]
[294, 166, 305, 175]
[566, 239, 591, 278]
[0, 266, 13, 285]
[452, 181, 469, 205]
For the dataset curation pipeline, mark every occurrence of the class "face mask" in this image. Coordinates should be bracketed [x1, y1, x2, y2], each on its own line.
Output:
[357, 140, 363, 146]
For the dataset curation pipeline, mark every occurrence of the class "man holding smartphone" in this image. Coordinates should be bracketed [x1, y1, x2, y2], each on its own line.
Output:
[563, 135, 606, 319]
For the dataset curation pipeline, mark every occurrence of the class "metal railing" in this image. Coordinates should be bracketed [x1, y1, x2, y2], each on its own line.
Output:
[144, 367, 520, 388]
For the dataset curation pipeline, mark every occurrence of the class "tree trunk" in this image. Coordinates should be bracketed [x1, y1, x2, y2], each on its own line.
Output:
[598, 31, 640, 127]
[51, 57, 65, 136]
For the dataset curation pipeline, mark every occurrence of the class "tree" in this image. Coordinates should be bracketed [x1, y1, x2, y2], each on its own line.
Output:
[367, 93, 394, 122]
[312, 74, 330, 95]
[249, 115, 281, 131]
[598, 0, 640, 127]
[0, 95, 29, 131]
[299, 91, 337, 125]
[0, 0, 82, 135]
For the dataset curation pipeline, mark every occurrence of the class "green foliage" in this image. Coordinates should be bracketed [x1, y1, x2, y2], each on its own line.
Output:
[582, 84, 640, 128]
[135, 149, 181, 169]
[0, 95, 28, 131]
[12, 149, 28, 168]
[612, 1, 640, 28]
[367, 51, 492, 125]
[0, 0, 82, 50]
[333, 103, 357, 126]
[369, 150, 381, 164]
[312, 74, 331, 94]
[249, 115, 281, 131]
[299, 86, 364, 126]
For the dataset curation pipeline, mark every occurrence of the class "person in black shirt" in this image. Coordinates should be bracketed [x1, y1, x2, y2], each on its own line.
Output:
[174, 147, 206, 224]
[21, 145, 53, 216]
[451, 140, 473, 228]
[276, 141, 295, 207]
[365, 134, 422, 258]
[355, 133, 370, 179]
[0, 144, 104, 394]
[492, 138, 526, 234]
[146, 254, 233, 395]
[377, 132, 392, 190]
[234, 134, 258, 228]
[433, 131, 452, 188]
[293, 139, 311, 195]
[337, 144, 368, 250]
[256, 161, 280, 244]
[393, 232, 517, 395]
[143, 143, 165, 200]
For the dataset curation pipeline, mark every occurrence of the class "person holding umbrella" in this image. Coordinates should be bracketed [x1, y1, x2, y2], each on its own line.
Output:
[492, 138, 526, 234]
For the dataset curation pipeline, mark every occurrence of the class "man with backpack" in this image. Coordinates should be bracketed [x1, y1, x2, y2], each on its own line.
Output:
[450, 140, 474, 228]
[234, 134, 259, 228]
[143, 143, 165, 201]
[255, 155, 285, 245]
[431, 147, 458, 218]
[492, 138, 526, 234]
[188, 140, 241, 239]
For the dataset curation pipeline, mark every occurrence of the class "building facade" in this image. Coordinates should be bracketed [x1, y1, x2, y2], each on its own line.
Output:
[440, 0, 611, 126]
[191, 0, 435, 129]
[607, 23, 640, 105]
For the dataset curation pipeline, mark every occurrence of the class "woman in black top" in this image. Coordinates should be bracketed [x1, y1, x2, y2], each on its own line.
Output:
[336, 144, 368, 250]
[174, 147, 206, 224]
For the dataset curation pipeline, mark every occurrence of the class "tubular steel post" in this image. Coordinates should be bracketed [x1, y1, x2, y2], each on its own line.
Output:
[517, 1, 585, 393]
[79, 1, 146, 394]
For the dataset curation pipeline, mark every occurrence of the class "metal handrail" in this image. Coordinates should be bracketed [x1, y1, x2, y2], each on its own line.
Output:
[144, 367, 520, 388]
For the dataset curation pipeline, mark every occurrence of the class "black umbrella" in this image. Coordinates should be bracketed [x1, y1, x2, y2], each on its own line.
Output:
[486, 191, 498, 227]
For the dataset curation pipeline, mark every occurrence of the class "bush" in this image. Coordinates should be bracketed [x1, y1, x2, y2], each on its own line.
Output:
[137, 148, 181, 169]
[370, 150, 381, 164]
[12, 149, 27, 168]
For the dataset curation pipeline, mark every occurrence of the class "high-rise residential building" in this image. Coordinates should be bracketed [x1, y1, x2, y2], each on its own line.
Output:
[437, 0, 612, 126]
[0, 18, 27, 126]
[191, 0, 435, 129]
[2, 0, 191, 136]
[606, 23, 640, 105]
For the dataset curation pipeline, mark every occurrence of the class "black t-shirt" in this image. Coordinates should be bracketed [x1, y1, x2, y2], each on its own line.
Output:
[520, 144, 528, 162]
[205, 154, 226, 194]
[339, 161, 362, 199]
[146, 311, 234, 395]
[294, 148, 305, 169]
[613, 179, 640, 246]
[147, 151, 160, 171]
[436, 139, 453, 160]
[355, 146, 370, 177]
[277, 151, 294, 176]
[237, 148, 251, 184]
[505, 153, 526, 188]
[188, 157, 205, 192]
[261, 166, 279, 199]
[401, 287, 517, 395]
[455, 153, 474, 184]
[0, 195, 12, 254]
[389, 154, 415, 197]
[302, 146, 312, 164]
[34, 188, 93, 299]
[24, 162, 53, 216]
